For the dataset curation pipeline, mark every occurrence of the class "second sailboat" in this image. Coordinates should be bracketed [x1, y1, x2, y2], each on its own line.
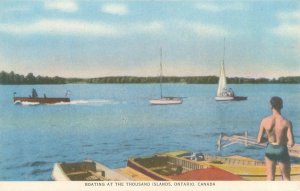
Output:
[149, 48, 183, 105]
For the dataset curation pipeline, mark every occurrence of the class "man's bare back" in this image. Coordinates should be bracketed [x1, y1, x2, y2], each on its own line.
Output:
[260, 114, 293, 146]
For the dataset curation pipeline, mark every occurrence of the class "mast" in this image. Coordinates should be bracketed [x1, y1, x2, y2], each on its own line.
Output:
[223, 38, 225, 68]
[222, 38, 226, 86]
[160, 48, 163, 98]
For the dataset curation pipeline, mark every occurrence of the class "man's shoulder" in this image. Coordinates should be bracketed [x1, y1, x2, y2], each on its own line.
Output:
[261, 115, 273, 122]
[282, 117, 292, 125]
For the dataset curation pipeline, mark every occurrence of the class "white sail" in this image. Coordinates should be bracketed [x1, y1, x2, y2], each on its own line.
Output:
[216, 60, 227, 96]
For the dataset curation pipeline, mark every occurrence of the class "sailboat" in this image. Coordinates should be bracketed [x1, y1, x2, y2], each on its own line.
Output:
[149, 49, 183, 105]
[215, 40, 247, 101]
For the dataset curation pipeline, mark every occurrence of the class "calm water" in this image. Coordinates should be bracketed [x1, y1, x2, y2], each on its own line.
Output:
[0, 84, 299, 180]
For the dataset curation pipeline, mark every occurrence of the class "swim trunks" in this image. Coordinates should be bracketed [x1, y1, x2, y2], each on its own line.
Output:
[265, 143, 290, 163]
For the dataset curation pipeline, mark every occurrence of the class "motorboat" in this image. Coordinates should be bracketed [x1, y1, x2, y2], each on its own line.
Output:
[13, 88, 70, 104]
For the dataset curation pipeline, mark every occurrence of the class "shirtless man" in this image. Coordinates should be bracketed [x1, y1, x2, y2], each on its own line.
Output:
[257, 96, 294, 180]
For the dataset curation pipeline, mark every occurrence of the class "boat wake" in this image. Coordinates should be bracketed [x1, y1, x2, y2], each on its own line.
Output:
[15, 101, 40, 105]
[55, 99, 120, 106]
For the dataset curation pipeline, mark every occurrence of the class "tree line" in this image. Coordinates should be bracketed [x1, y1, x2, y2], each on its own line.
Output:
[0, 71, 299, 84]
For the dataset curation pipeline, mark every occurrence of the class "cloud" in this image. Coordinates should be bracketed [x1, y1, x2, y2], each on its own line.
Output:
[177, 21, 227, 37]
[44, 0, 78, 12]
[278, 9, 300, 21]
[274, 24, 300, 37]
[272, 4, 300, 58]
[2, 6, 31, 13]
[0, 18, 219, 38]
[101, 3, 128, 15]
[0, 19, 119, 36]
[135, 21, 164, 34]
[0, 19, 164, 37]
[273, 5, 300, 59]
[195, 2, 246, 12]
[273, 6, 300, 39]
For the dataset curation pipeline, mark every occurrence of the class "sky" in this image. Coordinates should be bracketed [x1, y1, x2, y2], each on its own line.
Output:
[0, 0, 299, 78]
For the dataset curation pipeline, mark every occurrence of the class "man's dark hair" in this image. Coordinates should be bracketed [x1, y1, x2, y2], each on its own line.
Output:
[270, 96, 283, 111]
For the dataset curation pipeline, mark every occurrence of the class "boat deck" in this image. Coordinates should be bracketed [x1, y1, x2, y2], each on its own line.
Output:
[116, 167, 154, 181]
[169, 167, 242, 181]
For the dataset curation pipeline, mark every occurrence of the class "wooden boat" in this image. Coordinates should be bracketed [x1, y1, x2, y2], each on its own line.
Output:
[149, 49, 183, 105]
[13, 89, 70, 104]
[116, 166, 155, 181]
[215, 39, 247, 101]
[127, 152, 242, 180]
[165, 150, 300, 181]
[52, 160, 133, 181]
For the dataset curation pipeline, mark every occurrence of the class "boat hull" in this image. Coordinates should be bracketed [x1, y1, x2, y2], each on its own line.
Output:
[14, 97, 70, 104]
[233, 96, 247, 101]
[199, 158, 300, 181]
[52, 160, 133, 181]
[215, 96, 235, 101]
[215, 96, 247, 101]
[149, 97, 183, 105]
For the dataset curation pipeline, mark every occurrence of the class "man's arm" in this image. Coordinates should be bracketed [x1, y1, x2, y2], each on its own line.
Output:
[287, 120, 295, 147]
[257, 120, 266, 143]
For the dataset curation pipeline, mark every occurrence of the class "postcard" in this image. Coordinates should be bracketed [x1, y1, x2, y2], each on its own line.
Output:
[0, 0, 299, 191]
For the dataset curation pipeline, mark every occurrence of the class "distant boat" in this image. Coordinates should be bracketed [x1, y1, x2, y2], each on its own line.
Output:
[215, 39, 247, 101]
[149, 49, 183, 105]
[52, 160, 133, 181]
[127, 151, 242, 180]
[13, 88, 70, 104]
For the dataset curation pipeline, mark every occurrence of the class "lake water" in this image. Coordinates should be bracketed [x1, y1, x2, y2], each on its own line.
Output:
[0, 84, 299, 180]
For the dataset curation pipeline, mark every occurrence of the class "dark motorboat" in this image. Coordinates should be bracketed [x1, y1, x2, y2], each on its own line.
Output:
[13, 88, 70, 104]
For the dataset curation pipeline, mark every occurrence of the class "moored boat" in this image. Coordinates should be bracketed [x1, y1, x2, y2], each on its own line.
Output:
[127, 152, 242, 180]
[166, 150, 300, 181]
[13, 88, 70, 104]
[149, 97, 183, 105]
[149, 49, 183, 105]
[52, 160, 133, 181]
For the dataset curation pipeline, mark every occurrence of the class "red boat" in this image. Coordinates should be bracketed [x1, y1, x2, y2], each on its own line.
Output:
[13, 88, 70, 104]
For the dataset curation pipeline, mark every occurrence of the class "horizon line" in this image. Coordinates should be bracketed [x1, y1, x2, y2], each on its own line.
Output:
[1, 70, 300, 80]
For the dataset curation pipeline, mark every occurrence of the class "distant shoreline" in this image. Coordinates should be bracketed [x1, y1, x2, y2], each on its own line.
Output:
[0, 71, 299, 84]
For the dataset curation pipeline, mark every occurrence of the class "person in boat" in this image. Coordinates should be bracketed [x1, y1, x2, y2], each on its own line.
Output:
[228, 88, 234, 96]
[257, 96, 295, 181]
[32, 88, 38, 98]
[222, 88, 228, 96]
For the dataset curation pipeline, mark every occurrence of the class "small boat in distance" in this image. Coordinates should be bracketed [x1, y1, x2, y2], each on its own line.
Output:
[215, 39, 247, 101]
[13, 88, 70, 104]
[149, 49, 183, 105]
[52, 160, 133, 181]
[149, 97, 183, 105]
